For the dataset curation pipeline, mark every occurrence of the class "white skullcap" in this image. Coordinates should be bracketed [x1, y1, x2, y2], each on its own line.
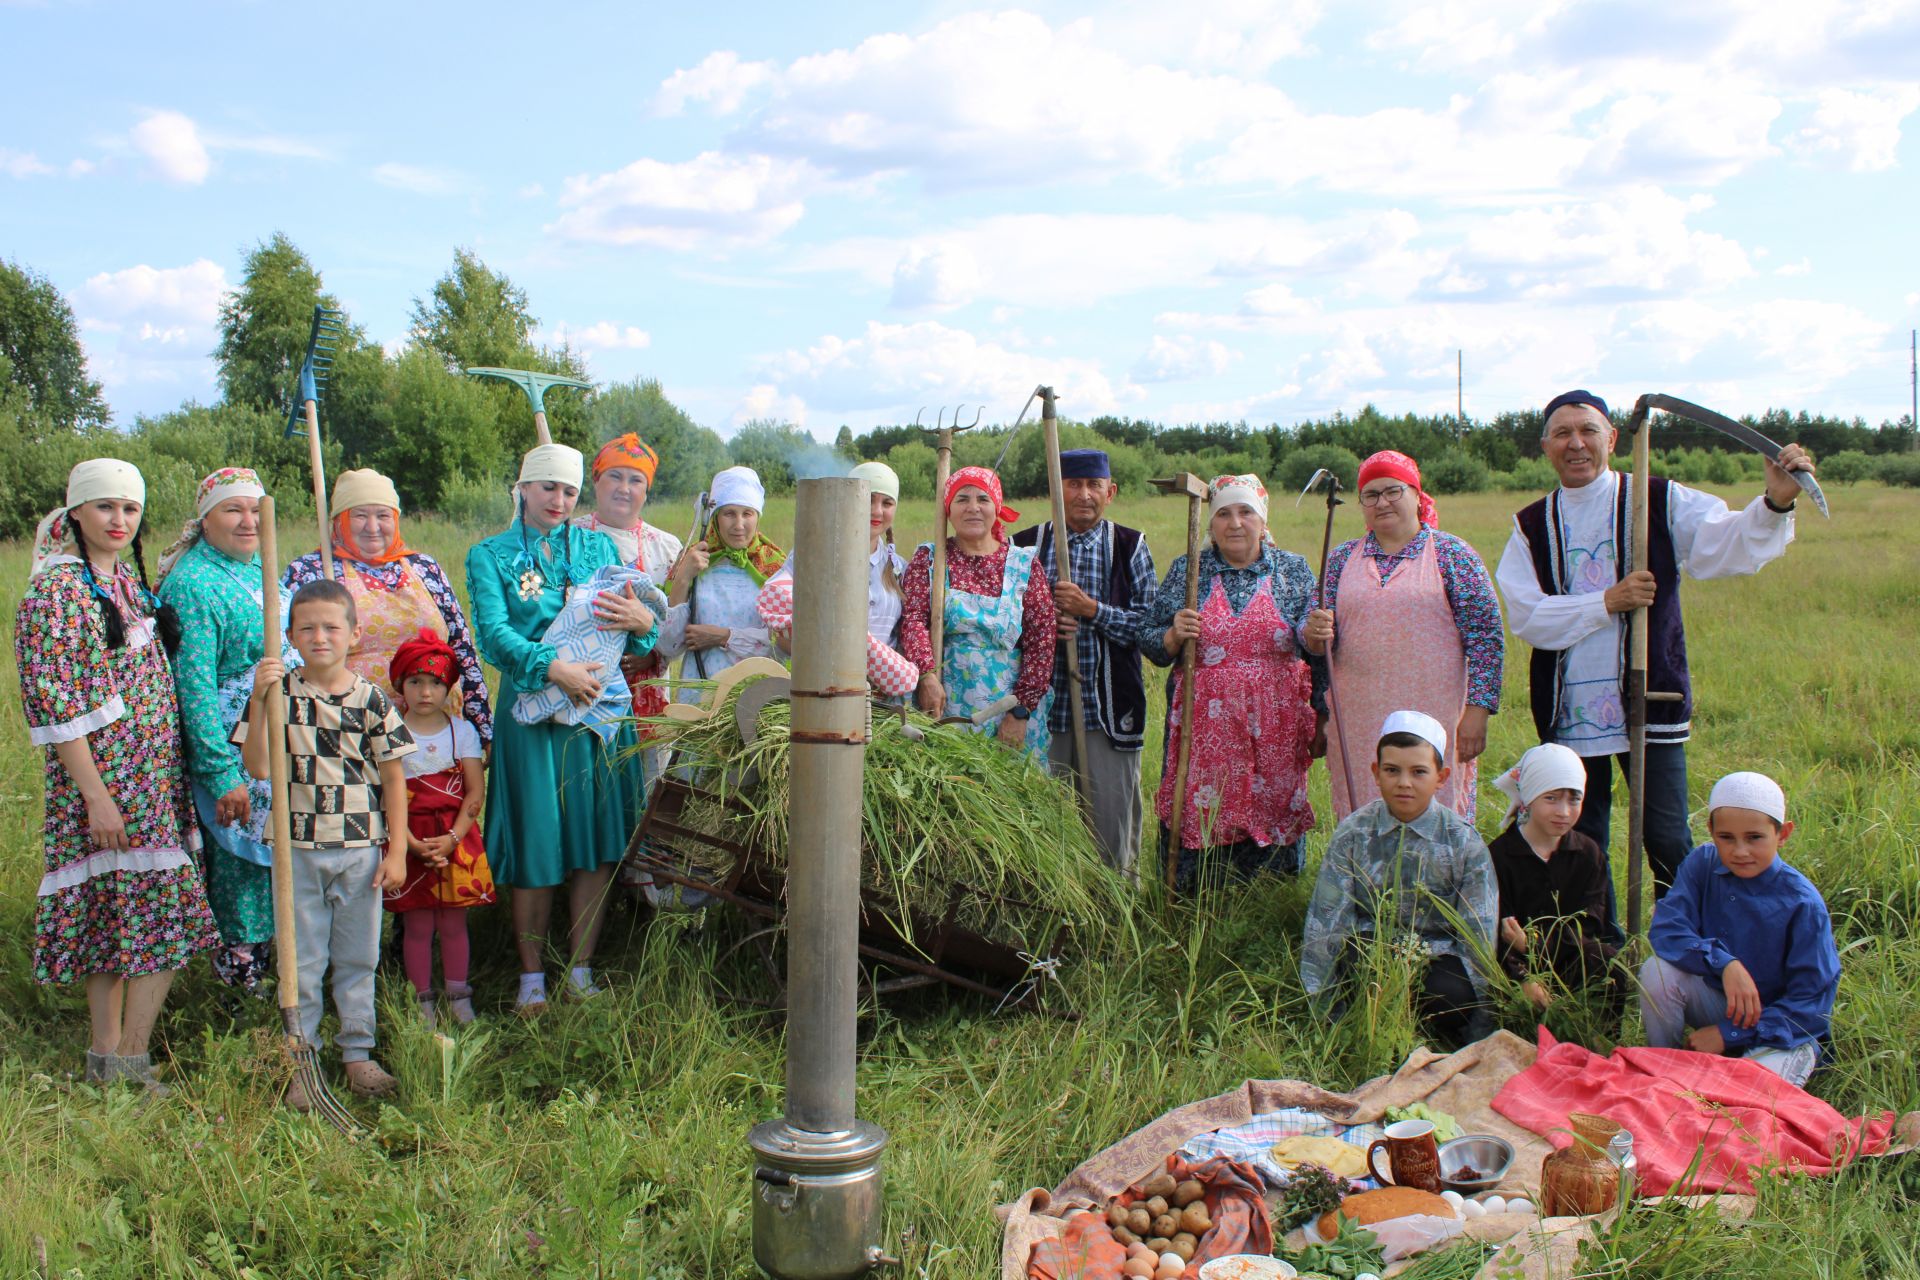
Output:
[518, 443, 584, 488]
[1380, 708, 1448, 762]
[66, 458, 145, 509]
[1207, 473, 1268, 522]
[1708, 771, 1787, 825]
[330, 468, 402, 517]
[1492, 742, 1587, 824]
[848, 460, 900, 503]
[710, 465, 766, 513]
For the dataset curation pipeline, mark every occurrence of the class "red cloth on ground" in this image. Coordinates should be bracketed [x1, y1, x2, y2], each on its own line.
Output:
[1028, 1153, 1271, 1280]
[1492, 1027, 1894, 1195]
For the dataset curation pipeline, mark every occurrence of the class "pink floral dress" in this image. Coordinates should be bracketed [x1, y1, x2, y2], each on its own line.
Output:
[1156, 576, 1316, 849]
[14, 563, 218, 982]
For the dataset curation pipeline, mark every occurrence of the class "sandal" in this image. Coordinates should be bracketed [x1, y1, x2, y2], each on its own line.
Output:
[344, 1060, 398, 1099]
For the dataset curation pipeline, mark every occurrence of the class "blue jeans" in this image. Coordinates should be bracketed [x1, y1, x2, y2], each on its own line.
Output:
[1568, 742, 1692, 944]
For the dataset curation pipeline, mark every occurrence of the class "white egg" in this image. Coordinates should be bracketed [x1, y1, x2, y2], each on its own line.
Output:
[1356, 1273, 1382, 1280]
[1507, 1198, 1535, 1216]
[1440, 1189, 1464, 1209]
[1483, 1195, 1507, 1214]
[1461, 1198, 1486, 1218]
[1161, 1253, 1186, 1271]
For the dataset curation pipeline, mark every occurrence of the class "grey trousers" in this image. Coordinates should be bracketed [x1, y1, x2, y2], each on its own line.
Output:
[1637, 954, 1818, 1086]
[291, 843, 382, 1063]
[1048, 730, 1143, 880]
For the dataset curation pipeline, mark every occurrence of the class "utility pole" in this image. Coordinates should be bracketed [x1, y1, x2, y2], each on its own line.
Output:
[1911, 329, 1916, 450]
[1457, 349, 1464, 431]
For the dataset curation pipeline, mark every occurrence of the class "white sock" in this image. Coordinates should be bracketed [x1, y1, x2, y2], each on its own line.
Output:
[568, 966, 596, 994]
[518, 972, 547, 1003]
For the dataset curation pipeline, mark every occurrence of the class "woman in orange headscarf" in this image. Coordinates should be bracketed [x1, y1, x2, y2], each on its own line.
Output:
[572, 434, 683, 724]
[281, 469, 493, 744]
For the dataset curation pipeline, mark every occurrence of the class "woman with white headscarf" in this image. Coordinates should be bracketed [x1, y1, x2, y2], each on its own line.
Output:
[1487, 742, 1621, 1014]
[154, 467, 295, 991]
[465, 443, 661, 1015]
[15, 459, 218, 1090]
[660, 465, 785, 704]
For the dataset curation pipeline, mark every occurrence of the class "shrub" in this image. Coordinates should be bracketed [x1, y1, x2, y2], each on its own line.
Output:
[1704, 450, 1742, 485]
[884, 441, 937, 500]
[1277, 444, 1360, 496]
[1497, 456, 1559, 492]
[1821, 450, 1877, 485]
[439, 468, 514, 527]
[1422, 450, 1494, 495]
[1879, 453, 1920, 488]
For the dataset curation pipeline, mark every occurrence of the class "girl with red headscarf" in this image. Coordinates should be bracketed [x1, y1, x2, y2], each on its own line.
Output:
[1302, 451, 1505, 821]
[898, 466, 1057, 759]
[384, 628, 494, 1026]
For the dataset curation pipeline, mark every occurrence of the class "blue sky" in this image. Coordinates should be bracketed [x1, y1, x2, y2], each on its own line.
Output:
[5, 0, 1917, 437]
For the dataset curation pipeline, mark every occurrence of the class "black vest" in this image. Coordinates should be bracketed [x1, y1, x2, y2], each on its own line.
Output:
[1514, 476, 1693, 745]
[1013, 520, 1148, 750]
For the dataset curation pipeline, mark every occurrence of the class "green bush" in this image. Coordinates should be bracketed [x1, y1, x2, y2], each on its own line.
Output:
[884, 441, 937, 500]
[1278, 444, 1360, 496]
[1422, 450, 1494, 495]
[439, 468, 514, 527]
[1497, 456, 1559, 492]
[1820, 450, 1877, 485]
[1704, 450, 1742, 485]
[1879, 453, 1920, 488]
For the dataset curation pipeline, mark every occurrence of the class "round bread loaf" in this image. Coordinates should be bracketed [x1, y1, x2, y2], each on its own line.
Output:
[1316, 1186, 1456, 1239]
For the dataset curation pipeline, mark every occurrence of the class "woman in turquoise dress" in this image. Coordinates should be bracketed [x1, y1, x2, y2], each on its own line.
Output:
[154, 467, 292, 992]
[465, 443, 661, 1015]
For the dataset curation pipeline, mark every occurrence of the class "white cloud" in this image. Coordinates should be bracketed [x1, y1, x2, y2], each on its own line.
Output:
[550, 151, 814, 250]
[655, 50, 777, 116]
[889, 242, 981, 310]
[733, 383, 809, 427]
[537, 321, 653, 352]
[1775, 258, 1812, 277]
[130, 109, 210, 184]
[1785, 86, 1920, 171]
[1239, 284, 1315, 318]
[77, 259, 227, 327]
[1615, 298, 1888, 388]
[372, 162, 462, 194]
[1085, 0, 1324, 72]
[754, 319, 1135, 418]
[1, 147, 52, 178]
[1133, 335, 1239, 382]
[72, 259, 230, 412]
[517, 182, 545, 198]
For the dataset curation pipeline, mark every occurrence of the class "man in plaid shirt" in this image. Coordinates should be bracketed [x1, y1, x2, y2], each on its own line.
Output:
[1014, 449, 1156, 878]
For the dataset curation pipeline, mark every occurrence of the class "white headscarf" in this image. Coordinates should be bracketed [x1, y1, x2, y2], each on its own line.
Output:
[30, 458, 146, 580]
[518, 443, 585, 488]
[157, 467, 268, 582]
[1491, 742, 1587, 825]
[849, 461, 900, 502]
[710, 465, 766, 513]
[1207, 473, 1268, 522]
[1707, 771, 1787, 825]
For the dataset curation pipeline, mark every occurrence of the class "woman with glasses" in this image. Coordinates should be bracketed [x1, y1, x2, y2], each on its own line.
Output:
[1302, 451, 1504, 821]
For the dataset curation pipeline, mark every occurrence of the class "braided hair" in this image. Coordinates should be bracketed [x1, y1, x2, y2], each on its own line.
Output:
[68, 518, 183, 654]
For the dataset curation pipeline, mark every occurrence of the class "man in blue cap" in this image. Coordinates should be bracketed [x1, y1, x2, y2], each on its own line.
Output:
[1495, 390, 1817, 935]
[1014, 448, 1156, 877]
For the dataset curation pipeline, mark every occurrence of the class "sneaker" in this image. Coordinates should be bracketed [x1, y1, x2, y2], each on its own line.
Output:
[344, 1059, 398, 1098]
[445, 982, 478, 1026]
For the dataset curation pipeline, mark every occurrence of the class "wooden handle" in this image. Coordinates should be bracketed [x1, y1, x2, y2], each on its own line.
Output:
[930, 434, 953, 674]
[260, 497, 301, 1016]
[533, 408, 553, 448]
[1166, 495, 1206, 891]
[304, 400, 331, 580]
[1038, 390, 1091, 803]
[1630, 421, 1652, 675]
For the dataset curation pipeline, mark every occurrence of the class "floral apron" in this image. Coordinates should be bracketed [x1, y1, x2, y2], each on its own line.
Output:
[344, 562, 448, 700]
[384, 747, 495, 913]
[1156, 576, 1315, 849]
[940, 543, 1052, 759]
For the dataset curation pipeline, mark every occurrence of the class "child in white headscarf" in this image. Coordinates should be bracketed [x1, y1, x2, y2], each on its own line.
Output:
[1486, 742, 1621, 1016]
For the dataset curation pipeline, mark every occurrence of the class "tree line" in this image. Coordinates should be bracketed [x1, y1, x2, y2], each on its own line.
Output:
[4, 239, 1917, 541]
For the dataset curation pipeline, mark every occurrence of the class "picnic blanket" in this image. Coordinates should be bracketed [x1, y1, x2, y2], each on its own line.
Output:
[1027, 1153, 1272, 1280]
[511, 564, 667, 741]
[1491, 1027, 1900, 1195]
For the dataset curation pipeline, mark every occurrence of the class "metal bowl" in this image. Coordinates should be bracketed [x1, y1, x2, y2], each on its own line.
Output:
[1438, 1134, 1515, 1193]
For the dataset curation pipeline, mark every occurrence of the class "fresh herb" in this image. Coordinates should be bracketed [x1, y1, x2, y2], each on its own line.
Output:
[1284, 1212, 1385, 1278]
[1278, 1163, 1349, 1230]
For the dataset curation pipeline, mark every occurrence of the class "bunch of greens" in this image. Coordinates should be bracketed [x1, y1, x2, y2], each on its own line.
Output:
[1277, 1163, 1349, 1230]
[1384, 1102, 1461, 1144]
[1284, 1211, 1385, 1278]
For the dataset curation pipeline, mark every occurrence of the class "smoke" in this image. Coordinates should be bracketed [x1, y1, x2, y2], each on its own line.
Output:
[786, 441, 850, 482]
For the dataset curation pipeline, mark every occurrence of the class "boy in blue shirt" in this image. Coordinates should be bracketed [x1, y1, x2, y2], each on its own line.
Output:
[1638, 771, 1838, 1086]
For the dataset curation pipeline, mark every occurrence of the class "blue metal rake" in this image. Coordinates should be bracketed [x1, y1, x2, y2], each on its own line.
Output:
[284, 305, 347, 575]
[463, 366, 594, 447]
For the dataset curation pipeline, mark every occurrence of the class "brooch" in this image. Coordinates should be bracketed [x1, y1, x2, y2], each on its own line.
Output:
[517, 569, 545, 600]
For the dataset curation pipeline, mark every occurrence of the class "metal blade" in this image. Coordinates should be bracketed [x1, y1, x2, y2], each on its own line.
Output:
[1294, 467, 1331, 508]
[1641, 393, 1829, 518]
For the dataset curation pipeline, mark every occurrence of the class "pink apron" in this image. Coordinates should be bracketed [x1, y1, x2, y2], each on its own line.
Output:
[1156, 577, 1316, 849]
[1327, 537, 1476, 820]
[343, 562, 450, 701]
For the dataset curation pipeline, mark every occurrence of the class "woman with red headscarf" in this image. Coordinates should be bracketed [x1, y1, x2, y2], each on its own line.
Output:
[899, 466, 1057, 758]
[282, 470, 493, 745]
[1302, 451, 1505, 820]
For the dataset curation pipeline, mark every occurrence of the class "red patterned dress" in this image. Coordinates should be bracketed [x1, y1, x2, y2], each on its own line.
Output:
[14, 563, 218, 982]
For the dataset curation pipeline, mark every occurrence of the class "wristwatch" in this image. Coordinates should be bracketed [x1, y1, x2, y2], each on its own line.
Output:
[1009, 706, 1031, 720]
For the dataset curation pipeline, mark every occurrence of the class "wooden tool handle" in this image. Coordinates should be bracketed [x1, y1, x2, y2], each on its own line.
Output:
[259, 497, 302, 1016]
[930, 435, 953, 674]
[1166, 495, 1205, 891]
[304, 401, 331, 580]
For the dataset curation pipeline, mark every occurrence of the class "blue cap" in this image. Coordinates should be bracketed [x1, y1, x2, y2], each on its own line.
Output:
[1059, 449, 1111, 479]
[1543, 389, 1610, 421]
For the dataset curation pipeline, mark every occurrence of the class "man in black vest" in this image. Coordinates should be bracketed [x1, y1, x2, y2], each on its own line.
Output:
[1494, 390, 1816, 932]
[1015, 449, 1156, 879]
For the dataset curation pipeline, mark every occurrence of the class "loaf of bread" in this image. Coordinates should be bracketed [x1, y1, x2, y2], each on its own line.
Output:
[1316, 1187, 1456, 1239]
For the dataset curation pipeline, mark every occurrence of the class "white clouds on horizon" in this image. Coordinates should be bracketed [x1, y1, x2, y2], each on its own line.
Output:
[72, 259, 231, 411]
[550, 151, 815, 250]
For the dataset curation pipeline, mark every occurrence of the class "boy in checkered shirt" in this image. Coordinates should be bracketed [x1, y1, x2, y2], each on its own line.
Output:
[237, 579, 414, 1107]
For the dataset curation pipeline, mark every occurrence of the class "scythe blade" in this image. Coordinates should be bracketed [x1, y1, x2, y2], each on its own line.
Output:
[1635, 392, 1829, 518]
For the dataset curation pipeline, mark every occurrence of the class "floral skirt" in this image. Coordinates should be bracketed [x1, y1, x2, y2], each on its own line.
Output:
[34, 866, 219, 984]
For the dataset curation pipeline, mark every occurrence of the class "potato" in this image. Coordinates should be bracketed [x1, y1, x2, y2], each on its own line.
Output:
[1155, 1265, 1184, 1280]
[1125, 1242, 1154, 1261]
[1145, 1237, 1175, 1253]
[1145, 1195, 1170, 1219]
[1172, 1179, 1206, 1207]
[1151, 1214, 1180, 1238]
[1126, 1208, 1153, 1236]
[1112, 1227, 1139, 1246]
[1107, 1203, 1130, 1229]
[1178, 1202, 1212, 1234]
[1121, 1258, 1155, 1279]
[1170, 1233, 1198, 1261]
[1142, 1171, 1179, 1199]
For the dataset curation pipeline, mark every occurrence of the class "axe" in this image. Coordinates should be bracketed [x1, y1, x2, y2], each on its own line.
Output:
[1296, 468, 1359, 812]
[1149, 471, 1208, 893]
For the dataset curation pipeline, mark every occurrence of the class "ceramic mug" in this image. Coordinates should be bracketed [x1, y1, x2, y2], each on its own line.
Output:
[1366, 1119, 1442, 1193]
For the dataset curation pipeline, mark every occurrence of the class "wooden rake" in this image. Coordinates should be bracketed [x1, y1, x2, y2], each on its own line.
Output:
[1148, 471, 1208, 893]
[259, 496, 361, 1133]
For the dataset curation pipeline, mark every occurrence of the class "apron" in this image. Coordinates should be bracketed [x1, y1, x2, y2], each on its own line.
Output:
[1156, 576, 1315, 849]
[941, 543, 1052, 759]
[384, 759, 496, 912]
[1327, 536, 1476, 821]
[344, 561, 449, 700]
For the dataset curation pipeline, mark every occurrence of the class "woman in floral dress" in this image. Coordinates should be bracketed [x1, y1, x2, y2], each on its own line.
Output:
[155, 468, 292, 990]
[282, 468, 492, 743]
[15, 458, 218, 1091]
[1138, 474, 1325, 890]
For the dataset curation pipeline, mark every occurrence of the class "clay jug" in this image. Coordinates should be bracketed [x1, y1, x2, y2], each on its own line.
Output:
[1540, 1112, 1626, 1217]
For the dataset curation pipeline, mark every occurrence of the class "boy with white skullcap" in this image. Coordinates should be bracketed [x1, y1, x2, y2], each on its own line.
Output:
[1300, 710, 1499, 1048]
[1638, 771, 1839, 1086]
[1487, 743, 1621, 1016]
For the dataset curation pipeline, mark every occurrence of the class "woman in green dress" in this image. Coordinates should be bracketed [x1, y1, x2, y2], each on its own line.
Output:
[466, 443, 661, 1016]
[154, 468, 290, 992]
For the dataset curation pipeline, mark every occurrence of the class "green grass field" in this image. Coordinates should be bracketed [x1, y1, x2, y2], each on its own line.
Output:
[2, 484, 1917, 1278]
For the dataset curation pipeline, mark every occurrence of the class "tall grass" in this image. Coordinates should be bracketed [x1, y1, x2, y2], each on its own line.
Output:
[0, 487, 1915, 1277]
